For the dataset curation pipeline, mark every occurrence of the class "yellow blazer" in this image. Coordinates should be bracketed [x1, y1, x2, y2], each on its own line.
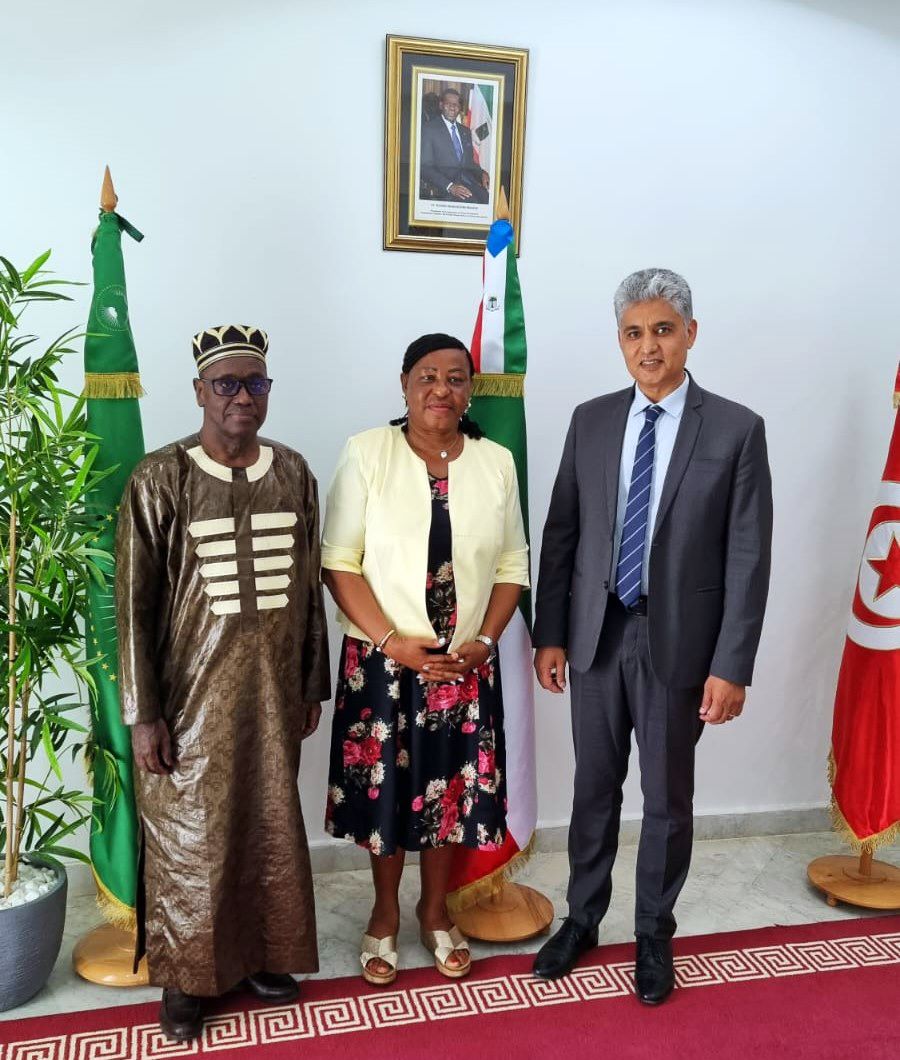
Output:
[321, 425, 530, 650]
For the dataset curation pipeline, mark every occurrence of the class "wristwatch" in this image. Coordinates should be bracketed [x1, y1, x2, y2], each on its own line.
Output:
[475, 634, 496, 661]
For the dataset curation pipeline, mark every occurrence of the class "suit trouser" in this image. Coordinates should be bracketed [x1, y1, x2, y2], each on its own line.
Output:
[567, 596, 704, 939]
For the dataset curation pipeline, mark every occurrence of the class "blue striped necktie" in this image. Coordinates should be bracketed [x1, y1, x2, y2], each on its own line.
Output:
[450, 123, 464, 161]
[615, 404, 663, 607]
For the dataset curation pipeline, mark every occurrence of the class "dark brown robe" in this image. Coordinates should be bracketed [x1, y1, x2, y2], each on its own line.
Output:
[115, 435, 330, 996]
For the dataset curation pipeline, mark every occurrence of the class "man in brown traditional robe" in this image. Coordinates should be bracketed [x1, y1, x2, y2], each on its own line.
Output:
[116, 324, 330, 1041]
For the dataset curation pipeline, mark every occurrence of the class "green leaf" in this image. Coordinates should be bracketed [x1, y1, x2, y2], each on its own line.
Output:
[29, 401, 59, 436]
[38, 845, 91, 864]
[16, 584, 62, 616]
[50, 383, 64, 429]
[0, 256, 23, 291]
[44, 716, 88, 734]
[67, 444, 98, 502]
[20, 250, 51, 285]
[38, 810, 66, 842]
[40, 719, 64, 780]
[18, 291, 74, 303]
[15, 640, 33, 682]
[27, 278, 85, 289]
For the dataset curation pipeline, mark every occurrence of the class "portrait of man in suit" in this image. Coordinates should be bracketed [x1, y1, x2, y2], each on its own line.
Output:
[531, 268, 773, 1005]
[419, 87, 490, 204]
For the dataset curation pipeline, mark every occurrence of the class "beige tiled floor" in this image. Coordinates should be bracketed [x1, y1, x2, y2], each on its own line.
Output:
[3, 831, 896, 1023]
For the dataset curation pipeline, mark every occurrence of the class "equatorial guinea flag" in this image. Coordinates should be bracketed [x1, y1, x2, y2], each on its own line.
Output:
[465, 84, 493, 169]
[447, 208, 538, 911]
[830, 363, 900, 851]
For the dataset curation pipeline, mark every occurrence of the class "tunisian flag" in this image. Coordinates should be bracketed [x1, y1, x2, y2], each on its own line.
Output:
[830, 364, 900, 851]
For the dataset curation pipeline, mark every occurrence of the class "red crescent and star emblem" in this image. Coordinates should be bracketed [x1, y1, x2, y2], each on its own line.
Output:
[867, 532, 900, 599]
[849, 497, 900, 649]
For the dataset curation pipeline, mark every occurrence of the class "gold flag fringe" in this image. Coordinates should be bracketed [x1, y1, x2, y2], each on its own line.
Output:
[83, 372, 145, 399]
[92, 866, 137, 932]
[82, 746, 138, 931]
[827, 750, 900, 853]
[445, 834, 536, 915]
[829, 796, 900, 853]
[473, 373, 525, 398]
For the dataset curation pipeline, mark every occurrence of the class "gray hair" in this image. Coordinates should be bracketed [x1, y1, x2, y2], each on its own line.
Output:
[613, 268, 693, 326]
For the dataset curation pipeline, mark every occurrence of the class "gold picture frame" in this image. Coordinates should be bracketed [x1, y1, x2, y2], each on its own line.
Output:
[384, 35, 528, 255]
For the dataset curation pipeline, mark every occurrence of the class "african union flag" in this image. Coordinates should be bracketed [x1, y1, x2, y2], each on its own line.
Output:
[83, 193, 145, 927]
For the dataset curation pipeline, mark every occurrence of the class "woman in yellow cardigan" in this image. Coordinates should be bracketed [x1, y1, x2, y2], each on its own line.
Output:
[322, 333, 529, 986]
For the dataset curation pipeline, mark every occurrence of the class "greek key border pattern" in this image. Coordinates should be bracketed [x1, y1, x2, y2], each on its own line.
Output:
[4, 931, 899, 1058]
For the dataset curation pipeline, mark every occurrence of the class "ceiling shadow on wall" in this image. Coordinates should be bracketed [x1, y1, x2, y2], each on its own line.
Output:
[786, 0, 900, 40]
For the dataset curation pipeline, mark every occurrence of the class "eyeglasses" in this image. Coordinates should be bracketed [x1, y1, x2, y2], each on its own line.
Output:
[198, 375, 273, 397]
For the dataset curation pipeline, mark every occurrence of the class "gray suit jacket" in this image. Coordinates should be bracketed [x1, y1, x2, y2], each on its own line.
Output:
[533, 376, 772, 688]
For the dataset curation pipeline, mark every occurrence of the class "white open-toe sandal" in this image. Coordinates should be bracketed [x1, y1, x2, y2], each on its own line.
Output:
[420, 925, 471, 979]
[360, 933, 399, 986]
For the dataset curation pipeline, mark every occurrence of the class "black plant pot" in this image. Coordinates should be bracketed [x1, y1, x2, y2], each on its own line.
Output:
[0, 855, 67, 1011]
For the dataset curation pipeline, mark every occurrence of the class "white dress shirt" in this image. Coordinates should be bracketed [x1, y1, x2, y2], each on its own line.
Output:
[612, 373, 690, 595]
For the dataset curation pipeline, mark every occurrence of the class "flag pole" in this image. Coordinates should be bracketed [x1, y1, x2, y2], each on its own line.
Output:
[72, 168, 149, 987]
[449, 186, 553, 942]
[100, 165, 118, 213]
[495, 184, 511, 222]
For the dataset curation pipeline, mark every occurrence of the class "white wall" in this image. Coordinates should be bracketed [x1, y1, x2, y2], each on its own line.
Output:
[5, 0, 900, 853]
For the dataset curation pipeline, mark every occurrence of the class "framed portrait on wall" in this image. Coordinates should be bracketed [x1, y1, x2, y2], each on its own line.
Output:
[384, 35, 528, 255]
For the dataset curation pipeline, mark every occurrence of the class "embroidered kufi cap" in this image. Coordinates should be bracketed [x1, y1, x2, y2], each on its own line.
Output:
[192, 325, 268, 373]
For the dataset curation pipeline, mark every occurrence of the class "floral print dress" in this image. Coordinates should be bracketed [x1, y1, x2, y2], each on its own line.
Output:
[325, 474, 507, 856]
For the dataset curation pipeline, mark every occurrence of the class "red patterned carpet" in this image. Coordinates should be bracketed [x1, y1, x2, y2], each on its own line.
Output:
[4, 915, 899, 1059]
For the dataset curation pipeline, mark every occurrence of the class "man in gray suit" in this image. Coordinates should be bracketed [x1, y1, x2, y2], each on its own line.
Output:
[531, 268, 772, 1004]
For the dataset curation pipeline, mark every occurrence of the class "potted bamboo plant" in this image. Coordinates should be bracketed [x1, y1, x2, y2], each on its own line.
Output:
[0, 251, 112, 1010]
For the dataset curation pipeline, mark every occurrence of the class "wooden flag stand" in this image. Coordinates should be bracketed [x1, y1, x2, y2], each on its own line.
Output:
[808, 848, 900, 910]
[73, 167, 149, 989]
[452, 880, 554, 942]
[73, 921, 148, 986]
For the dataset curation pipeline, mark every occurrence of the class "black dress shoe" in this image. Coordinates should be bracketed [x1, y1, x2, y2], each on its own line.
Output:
[159, 988, 204, 1041]
[532, 918, 599, 979]
[242, 971, 300, 1003]
[635, 935, 675, 1005]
